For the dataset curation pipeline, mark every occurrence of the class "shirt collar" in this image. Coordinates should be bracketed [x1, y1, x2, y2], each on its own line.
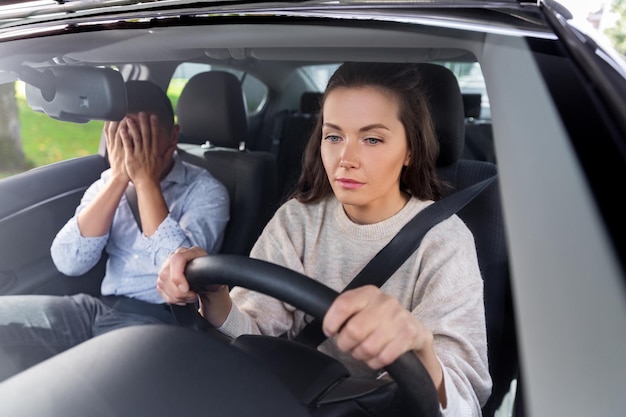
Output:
[162, 156, 186, 185]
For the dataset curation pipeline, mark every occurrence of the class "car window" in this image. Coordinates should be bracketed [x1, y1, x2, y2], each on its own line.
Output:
[168, 63, 269, 116]
[300, 64, 341, 91]
[439, 62, 491, 120]
[0, 80, 104, 180]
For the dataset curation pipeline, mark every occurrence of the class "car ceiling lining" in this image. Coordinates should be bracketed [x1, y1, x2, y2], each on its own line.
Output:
[0, 23, 483, 71]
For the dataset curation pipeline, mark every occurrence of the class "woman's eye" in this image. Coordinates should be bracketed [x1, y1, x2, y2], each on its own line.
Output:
[365, 138, 381, 145]
[324, 135, 342, 143]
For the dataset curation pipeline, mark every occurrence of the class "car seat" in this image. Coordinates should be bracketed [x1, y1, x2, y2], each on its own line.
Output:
[418, 63, 520, 417]
[273, 91, 322, 202]
[175, 71, 279, 256]
[462, 92, 496, 163]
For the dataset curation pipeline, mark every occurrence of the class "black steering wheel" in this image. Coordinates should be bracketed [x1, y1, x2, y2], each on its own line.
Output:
[185, 254, 439, 417]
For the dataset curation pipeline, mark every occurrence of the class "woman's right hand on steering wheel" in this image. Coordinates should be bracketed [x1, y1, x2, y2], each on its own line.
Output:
[157, 246, 206, 304]
[157, 246, 232, 327]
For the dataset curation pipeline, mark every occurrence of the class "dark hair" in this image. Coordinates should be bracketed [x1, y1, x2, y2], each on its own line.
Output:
[125, 80, 175, 131]
[292, 62, 442, 203]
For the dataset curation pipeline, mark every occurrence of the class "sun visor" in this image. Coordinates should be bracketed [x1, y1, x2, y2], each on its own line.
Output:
[23, 66, 126, 123]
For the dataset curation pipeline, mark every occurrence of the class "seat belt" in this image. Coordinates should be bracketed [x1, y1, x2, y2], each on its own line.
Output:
[293, 174, 497, 347]
[125, 183, 142, 233]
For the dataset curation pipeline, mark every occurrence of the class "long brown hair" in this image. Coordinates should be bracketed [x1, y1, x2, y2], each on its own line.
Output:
[291, 62, 442, 203]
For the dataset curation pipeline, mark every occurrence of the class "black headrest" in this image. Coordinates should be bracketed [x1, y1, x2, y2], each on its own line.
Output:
[462, 93, 482, 119]
[176, 71, 248, 148]
[416, 63, 465, 167]
[300, 92, 322, 114]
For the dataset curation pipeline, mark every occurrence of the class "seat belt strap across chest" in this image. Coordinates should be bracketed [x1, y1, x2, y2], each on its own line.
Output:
[293, 174, 497, 347]
[125, 183, 142, 233]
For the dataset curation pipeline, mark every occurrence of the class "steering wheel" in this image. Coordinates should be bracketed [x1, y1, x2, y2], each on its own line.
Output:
[185, 254, 440, 417]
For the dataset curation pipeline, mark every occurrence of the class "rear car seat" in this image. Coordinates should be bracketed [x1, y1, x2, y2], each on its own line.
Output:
[273, 91, 322, 202]
[462, 92, 496, 163]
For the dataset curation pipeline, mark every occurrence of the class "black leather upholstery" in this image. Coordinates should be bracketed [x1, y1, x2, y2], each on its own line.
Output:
[176, 71, 278, 256]
[462, 93, 482, 120]
[299, 91, 322, 114]
[418, 63, 518, 417]
[275, 91, 322, 201]
[462, 92, 496, 163]
[176, 71, 248, 148]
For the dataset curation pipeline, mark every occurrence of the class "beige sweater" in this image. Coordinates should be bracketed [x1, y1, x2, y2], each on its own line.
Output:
[219, 196, 492, 416]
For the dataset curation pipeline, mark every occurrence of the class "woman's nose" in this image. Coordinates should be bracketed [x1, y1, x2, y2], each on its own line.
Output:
[338, 140, 359, 169]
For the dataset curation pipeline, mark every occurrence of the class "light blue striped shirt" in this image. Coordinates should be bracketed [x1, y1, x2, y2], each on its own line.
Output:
[50, 157, 230, 303]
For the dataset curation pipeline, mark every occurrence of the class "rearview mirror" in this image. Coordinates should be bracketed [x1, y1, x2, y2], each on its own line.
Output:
[23, 66, 126, 123]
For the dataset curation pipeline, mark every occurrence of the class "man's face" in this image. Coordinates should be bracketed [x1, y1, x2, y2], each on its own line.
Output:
[122, 111, 177, 156]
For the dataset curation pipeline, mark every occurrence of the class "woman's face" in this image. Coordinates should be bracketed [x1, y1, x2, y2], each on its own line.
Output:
[321, 86, 411, 224]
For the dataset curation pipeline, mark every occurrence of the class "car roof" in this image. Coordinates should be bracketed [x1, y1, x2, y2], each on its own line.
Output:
[0, 0, 540, 26]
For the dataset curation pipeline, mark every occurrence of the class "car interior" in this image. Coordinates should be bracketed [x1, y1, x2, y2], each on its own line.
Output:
[0, 15, 547, 417]
[1, 0, 626, 415]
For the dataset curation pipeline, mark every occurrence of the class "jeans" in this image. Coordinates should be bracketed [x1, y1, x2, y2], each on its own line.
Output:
[0, 293, 178, 382]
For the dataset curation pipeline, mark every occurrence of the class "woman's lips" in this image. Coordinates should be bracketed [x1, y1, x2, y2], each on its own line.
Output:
[336, 178, 364, 190]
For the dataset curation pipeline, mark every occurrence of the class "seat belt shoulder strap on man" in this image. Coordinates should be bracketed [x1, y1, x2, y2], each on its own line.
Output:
[125, 183, 142, 233]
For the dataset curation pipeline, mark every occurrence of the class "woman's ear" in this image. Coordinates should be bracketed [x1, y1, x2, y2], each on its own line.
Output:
[404, 152, 411, 167]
